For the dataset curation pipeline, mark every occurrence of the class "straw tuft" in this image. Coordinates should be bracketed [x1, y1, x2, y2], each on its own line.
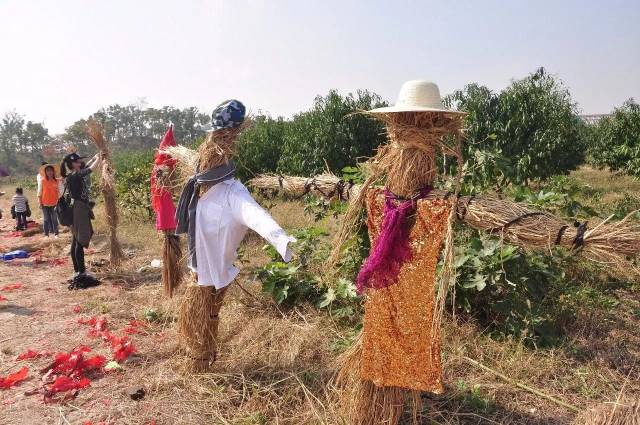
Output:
[161, 231, 183, 297]
[333, 332, 421, 425]
[177, 283, 226, 372]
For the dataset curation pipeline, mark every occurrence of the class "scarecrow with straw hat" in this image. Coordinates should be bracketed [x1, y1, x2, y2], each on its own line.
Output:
[329, 80, 467, 424]
[167, 100, 296, 372]
[258, 80, 638, 425]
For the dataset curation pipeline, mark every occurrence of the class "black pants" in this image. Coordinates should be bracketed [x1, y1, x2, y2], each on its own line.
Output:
[15, 212, 27, 230]
[70, 236, 86, 274]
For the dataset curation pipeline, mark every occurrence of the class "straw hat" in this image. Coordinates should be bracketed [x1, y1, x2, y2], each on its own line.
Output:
[369, 80, 464, 114]
[39, 163, 60, 178]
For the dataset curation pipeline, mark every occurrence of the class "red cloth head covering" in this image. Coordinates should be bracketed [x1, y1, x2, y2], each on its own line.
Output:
[151, 126, 178, 231]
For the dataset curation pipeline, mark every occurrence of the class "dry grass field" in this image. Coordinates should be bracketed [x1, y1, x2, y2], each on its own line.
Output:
[0, 166, 638, 424]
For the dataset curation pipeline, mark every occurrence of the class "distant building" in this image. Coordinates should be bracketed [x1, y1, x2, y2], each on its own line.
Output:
[580, 114, 611, 125]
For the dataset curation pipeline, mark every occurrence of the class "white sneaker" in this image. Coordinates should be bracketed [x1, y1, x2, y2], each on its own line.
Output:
[43, 235, 50, 239]
[54, 235, 59, 239]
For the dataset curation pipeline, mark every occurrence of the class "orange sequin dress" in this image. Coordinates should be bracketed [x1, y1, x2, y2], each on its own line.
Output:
[360, 188, 450, 393]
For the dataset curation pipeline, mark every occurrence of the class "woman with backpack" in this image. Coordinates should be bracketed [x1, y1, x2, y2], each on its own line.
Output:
[60, 152, 102, 288]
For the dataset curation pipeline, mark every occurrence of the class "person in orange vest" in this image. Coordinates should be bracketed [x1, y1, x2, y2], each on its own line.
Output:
[38, 163, 63, 238]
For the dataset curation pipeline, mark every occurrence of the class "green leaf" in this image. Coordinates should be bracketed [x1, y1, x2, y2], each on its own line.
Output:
[104, 361, 123, 371]
[318, 287, 336, 308]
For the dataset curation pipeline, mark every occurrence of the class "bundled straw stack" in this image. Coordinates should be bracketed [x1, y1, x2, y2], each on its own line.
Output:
[86, 119, 125, 267]
[248, 174, 640, 279]
[249, 173, 360, 201]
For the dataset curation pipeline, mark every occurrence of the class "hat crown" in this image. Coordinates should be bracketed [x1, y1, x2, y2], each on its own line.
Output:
[395, 80, 443, 110]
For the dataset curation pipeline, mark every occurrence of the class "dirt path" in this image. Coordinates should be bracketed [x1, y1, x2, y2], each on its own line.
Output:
[0, 196, 175, 424]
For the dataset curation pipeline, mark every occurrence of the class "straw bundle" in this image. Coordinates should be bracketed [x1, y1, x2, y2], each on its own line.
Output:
[162, 232, 183, 297]
[334, 332, 421, 425]
[249, 173, 640, 279]
[162, 145, 198, 187]
[86, 119, 124, 267]
[177, 283, 227, 372]
[443, 190, 640, 277]
[248, 173, 360, 201]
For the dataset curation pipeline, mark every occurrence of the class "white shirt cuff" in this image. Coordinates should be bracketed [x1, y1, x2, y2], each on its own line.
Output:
[275, 235, 296, 262]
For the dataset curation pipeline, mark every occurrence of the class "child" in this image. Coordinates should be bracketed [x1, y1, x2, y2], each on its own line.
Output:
[11, 187, 29, 231]
[38, 164, 62, 238]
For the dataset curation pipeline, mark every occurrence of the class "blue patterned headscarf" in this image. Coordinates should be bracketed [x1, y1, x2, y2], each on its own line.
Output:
[204, 99, 246, 132]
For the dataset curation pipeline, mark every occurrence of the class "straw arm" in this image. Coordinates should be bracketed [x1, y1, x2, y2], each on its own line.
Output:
[249, 173, 640, 277]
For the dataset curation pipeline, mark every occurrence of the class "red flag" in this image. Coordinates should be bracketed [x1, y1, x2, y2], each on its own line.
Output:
[151, 125, 178, 231]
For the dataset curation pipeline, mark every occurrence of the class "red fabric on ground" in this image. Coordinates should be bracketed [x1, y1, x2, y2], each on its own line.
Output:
[0, 367, 29, 389]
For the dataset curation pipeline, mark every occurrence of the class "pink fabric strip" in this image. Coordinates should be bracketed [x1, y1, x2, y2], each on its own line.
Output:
[356, 187, 432, 294]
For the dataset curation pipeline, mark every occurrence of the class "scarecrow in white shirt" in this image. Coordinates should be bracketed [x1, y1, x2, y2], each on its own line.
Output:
[174, 100, 295, 372]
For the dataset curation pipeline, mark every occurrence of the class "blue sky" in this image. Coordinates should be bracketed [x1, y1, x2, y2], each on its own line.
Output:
[0, 0, 638, 134]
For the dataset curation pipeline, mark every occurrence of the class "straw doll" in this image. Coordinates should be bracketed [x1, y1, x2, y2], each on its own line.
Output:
[327, 81, 466, 424]
[172, 100, 296, 372]
[243, 81, 639, 424]
[151, 125, 183, 297]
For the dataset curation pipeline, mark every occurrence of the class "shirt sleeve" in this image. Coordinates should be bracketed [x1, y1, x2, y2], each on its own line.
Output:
[230, 184, 295, 262]
[78, 168, 92, 177]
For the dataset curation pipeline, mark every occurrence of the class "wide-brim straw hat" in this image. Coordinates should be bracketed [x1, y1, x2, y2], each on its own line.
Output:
[369, 80, 465, 114]
[39, 163, 60, 178]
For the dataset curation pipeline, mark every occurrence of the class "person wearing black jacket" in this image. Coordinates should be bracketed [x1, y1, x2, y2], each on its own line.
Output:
[60, 152, 101, 288]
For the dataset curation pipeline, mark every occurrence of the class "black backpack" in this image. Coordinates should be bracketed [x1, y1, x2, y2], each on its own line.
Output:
[56, 183, 73, 226]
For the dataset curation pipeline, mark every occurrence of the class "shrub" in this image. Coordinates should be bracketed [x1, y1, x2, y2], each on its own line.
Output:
[276, 90, 388, 176]
[236, 115, 287, 181]
[112, 150, 154, 220]
[588, 99, 640, 178]
[445, 68, 587, 190]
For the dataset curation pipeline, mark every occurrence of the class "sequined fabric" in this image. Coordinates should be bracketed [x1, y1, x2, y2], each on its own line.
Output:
[360, 188, 450, 393]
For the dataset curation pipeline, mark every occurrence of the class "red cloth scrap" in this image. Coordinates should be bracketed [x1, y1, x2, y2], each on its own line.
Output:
[1, 283, 23, 292]
[49, 376, 91, 394]
[17, 350, 51, 361]
[0, 367, 29, 389]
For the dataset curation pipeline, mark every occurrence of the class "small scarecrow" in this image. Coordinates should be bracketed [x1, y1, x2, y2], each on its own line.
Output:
[150, 125, 182, 297]
[169, 100, 296, 371]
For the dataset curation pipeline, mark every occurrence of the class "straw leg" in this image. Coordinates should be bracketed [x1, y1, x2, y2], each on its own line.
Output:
[161, 231, 183, 297]
[334, 331, 421, 425]
[177, 283, 228, 372]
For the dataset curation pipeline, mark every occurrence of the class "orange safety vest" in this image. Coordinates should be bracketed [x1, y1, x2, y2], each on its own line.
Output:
[40, 178, 60, 207]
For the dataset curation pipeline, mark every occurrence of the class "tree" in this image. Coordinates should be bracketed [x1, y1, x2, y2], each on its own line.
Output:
[277, 90, 388, 175]
[588, 99, 640, 178]
[445, 68, 586, 189]
[0, 111, 24, 168]
[235, 115, 286, 180]
[0, 111, 54, 173]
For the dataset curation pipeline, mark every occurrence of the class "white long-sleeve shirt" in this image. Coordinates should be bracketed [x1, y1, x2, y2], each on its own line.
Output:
[191, 179, 295, 289]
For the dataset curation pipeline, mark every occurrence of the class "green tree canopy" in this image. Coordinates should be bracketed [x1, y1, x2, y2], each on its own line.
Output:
[588, 99, 640, 178]
[445, 68, 587, 190]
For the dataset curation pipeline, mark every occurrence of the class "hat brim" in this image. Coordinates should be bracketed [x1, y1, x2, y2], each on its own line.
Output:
[39, 164, 60, 178]
[368, 106, 466, 114]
